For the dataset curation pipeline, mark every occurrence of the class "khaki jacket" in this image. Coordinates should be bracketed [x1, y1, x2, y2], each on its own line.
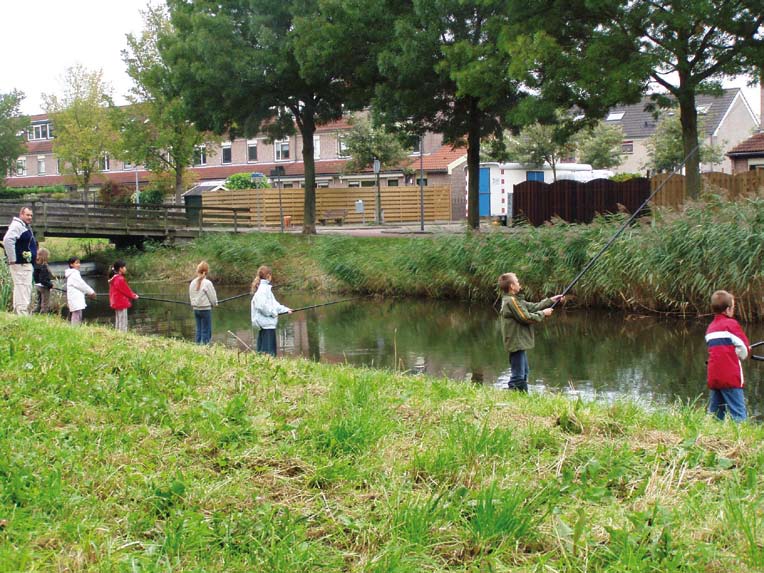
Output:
[500, 293, 553, 353]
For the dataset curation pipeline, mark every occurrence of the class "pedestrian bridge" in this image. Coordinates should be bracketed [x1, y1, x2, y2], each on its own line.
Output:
[0, 199, 252, 248]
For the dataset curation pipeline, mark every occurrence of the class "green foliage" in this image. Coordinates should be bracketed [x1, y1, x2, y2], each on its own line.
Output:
[225, 172, 271, 190]
[645, 112, 723, 173]
[0, 261, 11, 311]
[138, 188, 165, 205]
[610, 173, 643, 182]
[575, 121, 626, 169]
[98, 180, 134, 205]
[0, 90, 29, 186]
[342, 115, 408, 173]
[504, 121, 576, 180]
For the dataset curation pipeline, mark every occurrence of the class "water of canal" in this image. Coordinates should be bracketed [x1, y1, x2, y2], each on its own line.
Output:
[57, 277, 764, 415]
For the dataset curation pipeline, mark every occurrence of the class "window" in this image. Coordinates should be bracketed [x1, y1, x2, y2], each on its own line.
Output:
[222, 145, 232, 164]
[348, 181, 361, 188]
[526, 171, 544, 182]
[28, 123, 52, 140]
[361, 180, 375, 187]
[317, 181, 330, 188]
[246, 140, 257, 162]
[337, 136, 348, 157]
[16, 157, 26, 176]
[606, 111, 625, 121]
[415, 177, 428, 186]
[313, 135, 320, 160]
[37, 156, 46, 174]
[123, 160, 133, 169]
[696, 104, 711, 115]
[100, 154, 110, 171]
[387, 179, 399, 187]
[275, 139, 290, 161]
[282, 183, 294, 189]
[56, 159, 61, 174]
[621, 140, 634, 154]
[194, 145, 207, 166]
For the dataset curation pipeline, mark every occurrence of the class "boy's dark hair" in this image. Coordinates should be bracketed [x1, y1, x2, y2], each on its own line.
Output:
[711, 290, 734, 314]
[67, 256, 79, 267]
[110, 259, 126, 279]
[498, 273, 516, 294]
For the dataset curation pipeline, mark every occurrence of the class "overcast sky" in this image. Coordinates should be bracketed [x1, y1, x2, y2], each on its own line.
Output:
[1, 0, 761, 121]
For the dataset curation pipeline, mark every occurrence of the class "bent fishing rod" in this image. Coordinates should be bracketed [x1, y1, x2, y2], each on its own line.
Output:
[552, 145, 699, 308]
[279, 297, 362, 314]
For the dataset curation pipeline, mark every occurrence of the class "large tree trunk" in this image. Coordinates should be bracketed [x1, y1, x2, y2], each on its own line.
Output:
[466, 98, 481, 231]
[300, 117, 317, 235]
[678, 88, 701, 199]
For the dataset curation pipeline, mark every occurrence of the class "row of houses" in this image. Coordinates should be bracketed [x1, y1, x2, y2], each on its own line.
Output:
[5, 87, 762, 216]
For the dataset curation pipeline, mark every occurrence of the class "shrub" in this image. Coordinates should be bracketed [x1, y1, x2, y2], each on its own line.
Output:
[99, 181, 134, 205]
[610, 173, 644, 182]
[138, 188, 165, 205]
[225, 172, 271, 189]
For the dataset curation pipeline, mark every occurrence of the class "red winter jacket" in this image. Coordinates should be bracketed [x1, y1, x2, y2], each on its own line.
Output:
[705, 314, 750, 390]
[109, 274, 137, 310]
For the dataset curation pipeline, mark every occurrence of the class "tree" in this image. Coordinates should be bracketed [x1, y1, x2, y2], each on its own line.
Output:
[374, 0, 525, 230]
[645, 112, 723, 173]
[0, 91, 28, 186]
[120, 5, 211, 203]
[225, 173, 271, 190]
[575, 121, 625, 170]
[43, 65, 121, 202]
[164, 0, 394, 234]
[502, 122, 575, 181]
[507, 0, 764, 199]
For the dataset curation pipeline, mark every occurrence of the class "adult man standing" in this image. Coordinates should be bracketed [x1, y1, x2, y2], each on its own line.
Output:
[3, 206, 37, 315]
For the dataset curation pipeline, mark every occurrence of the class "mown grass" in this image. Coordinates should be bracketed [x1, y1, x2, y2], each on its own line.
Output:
[89, 194, 764, 320]
[1, 313, 764, 571]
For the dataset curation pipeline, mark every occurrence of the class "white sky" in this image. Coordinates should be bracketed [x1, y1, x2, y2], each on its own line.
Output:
[0, 0, 761, 122]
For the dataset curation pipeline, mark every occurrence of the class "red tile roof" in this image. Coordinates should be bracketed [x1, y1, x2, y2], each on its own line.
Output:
[727, 132, 764, 156]
[406, 144, 467, 172]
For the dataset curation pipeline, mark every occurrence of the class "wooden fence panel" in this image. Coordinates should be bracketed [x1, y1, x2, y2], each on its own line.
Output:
[201, 186, 452, 226]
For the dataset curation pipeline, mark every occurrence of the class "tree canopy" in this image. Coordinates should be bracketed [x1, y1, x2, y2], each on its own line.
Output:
[575, 122, 626, 170]
[0, 91, 28, 187]
[645, 112, 723, 173]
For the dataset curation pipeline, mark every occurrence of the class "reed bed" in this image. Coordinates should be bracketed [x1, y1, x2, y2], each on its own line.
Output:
[1, 314, 763, 571]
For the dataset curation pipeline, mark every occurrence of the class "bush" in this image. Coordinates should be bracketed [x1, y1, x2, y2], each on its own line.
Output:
[609, 173, 644, 182]
[99, 181, 134, 205]
[138, 188, 165, 205]
[0, 185, 68, 200]
[225, 172, 271, 190]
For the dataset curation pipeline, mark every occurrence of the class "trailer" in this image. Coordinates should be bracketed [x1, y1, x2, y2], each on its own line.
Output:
[476, 162, 613, 223]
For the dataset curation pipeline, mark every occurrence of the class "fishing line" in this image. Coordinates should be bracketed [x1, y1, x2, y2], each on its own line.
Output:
[552, 145, 699, 308]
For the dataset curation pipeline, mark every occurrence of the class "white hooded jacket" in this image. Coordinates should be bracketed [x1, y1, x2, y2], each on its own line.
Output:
[65, 267, 95, 312]
[251, 279, 290, 329]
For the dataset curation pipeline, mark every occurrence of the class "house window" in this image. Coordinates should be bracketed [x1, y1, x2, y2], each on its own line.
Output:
[16, 157, 26, 176]
[56, 159, 61, 174]
[28, 123, 52, 140]
[194, 145, 207, 166]
[123, 160, 133, 169]
[37, 156, 46, 175]
[387, 179, 399, 186]
[361, 180, 375, 187]
[337, 136, 348, 157]
[100, 154, 110, 171]
[416, 177, 428, 186]
[317, 181, 330, 188]
[282, 183, 294, 189]
[275, 139, 290, 161]
[348, 181, 361, 188]
[222, 145, 232, 164]
[606, 111, 625, 121]
[526, 171, 544, 182]
[313, 135, 320, 160]
[246, 140, 257, 162]
[621, 141, 634, 154]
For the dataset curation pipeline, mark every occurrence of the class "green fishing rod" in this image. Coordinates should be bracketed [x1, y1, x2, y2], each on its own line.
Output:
[552, 145, 700, 308]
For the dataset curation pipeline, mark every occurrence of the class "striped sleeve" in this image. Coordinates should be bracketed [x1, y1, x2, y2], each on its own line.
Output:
[501, 295, 544, 324]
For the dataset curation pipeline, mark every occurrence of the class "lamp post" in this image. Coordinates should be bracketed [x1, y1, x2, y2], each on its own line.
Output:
[419, 135, 425, 231]
[269, 166, 286, 232]
[373, 158, 381, 224]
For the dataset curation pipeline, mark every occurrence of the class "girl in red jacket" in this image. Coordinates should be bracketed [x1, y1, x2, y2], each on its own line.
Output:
[108, 260, 139, 332]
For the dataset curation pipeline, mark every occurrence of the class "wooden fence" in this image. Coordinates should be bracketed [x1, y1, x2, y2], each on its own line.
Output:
[651, 170, 764, 208]
[201, 186, 452, 226]
[513, 178, 650, 226]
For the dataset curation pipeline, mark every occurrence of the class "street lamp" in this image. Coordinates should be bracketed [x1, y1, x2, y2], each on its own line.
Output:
[269, 166, 286, 232]
[419, 135, 425, 232]
[373, 158, 381, 224]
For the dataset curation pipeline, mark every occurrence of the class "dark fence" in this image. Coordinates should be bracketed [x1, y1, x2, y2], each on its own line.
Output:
[513, 178, 650, 226]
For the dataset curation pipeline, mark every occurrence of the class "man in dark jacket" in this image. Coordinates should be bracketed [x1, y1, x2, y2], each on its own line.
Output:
[3, 206, 37, 315]
[499, 272, 563, 391]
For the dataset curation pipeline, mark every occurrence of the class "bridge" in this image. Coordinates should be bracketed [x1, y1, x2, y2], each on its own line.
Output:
[0, 199, 253, 248]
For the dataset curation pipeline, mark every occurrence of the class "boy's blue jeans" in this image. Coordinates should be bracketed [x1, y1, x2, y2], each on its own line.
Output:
[508, 350, 529, 392]
[709, 388, 747, 421]
[194, 309, 212, 344]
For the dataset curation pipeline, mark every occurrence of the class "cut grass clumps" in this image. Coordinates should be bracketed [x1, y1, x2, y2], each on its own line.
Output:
[2, 313, 764, 571]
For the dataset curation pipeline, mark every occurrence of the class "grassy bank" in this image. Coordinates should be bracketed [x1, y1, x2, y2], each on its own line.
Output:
[92, 194, 764, 320]
[1, 313, 764, 571]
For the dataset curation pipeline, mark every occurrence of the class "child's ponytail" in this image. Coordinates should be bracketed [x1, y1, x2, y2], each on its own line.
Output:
[251, 265, 271, 294]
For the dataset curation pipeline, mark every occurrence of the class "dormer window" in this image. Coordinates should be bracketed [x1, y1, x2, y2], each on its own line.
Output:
[28, 123, 53, 140]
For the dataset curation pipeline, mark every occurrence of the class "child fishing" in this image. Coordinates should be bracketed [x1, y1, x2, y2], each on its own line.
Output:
[33, 247, 53, 313]
[189, 261, 218, 344]
[65, 257, 95, 325]
[705, 290, 750, 422]
[498, 272, 564, 391]
[251, 265, 291, 356]
[108, 260, 139, 332]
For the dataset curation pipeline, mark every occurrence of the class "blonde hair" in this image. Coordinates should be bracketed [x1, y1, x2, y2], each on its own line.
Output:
[251, 265, 272, 294]
[711, 290, 734, 314]
[36, 247, 49, 265]
[195, 261, 209, 290]
[498, 272, 518, 293]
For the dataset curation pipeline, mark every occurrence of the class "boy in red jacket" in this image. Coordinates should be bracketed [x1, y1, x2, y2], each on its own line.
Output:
[705, 290, 750, 421]
[108, 260, 139, 332]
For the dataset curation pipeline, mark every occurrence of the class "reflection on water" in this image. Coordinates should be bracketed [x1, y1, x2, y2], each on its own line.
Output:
[74, 277, 764, 414]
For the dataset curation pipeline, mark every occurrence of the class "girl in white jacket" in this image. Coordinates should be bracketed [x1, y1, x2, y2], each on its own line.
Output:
[251, 265, 291, 356]
[65, 257, 95, 325]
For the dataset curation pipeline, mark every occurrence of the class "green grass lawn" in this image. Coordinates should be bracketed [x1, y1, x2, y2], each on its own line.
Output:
[1, 313, 763, 571]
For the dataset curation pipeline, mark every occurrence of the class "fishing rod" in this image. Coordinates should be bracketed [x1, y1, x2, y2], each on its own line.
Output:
[218, 283, 295, 305]
[750, 341, 764, 362]
[279, 297, 361, 314]
[53, 287, 189, 306]
[552, 145, 699, 308]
